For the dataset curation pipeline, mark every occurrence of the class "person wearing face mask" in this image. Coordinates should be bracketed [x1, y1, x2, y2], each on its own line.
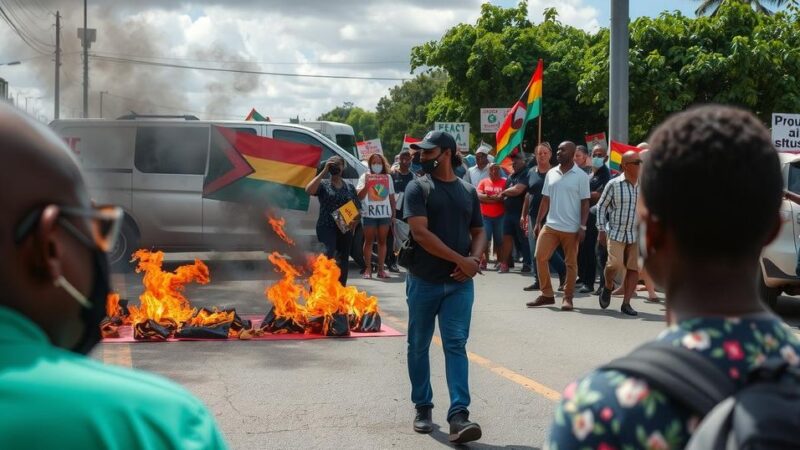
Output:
[356, 153, 396, 279]
[574, 145, 593, 174]
[576, 145, 611, 294]
[549, 105, 800, 450]
[0, 104, 227, 449]
[404, 131, 486, 444]
[306, 155, 361, 286]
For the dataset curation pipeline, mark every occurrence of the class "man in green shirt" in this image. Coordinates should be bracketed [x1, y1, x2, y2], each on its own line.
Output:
[0, 103, 227, 449]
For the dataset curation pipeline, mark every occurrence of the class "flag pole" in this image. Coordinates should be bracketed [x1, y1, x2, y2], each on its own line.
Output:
[538, 59, 543, 144]
[538, 114, 542, 144]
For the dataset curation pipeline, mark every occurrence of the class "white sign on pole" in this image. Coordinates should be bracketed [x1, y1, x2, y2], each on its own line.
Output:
[772, 113, 800, 152]
[434, 122, 470, 153]
[480, 108, 510, 133]
[356, 138, 383, 160]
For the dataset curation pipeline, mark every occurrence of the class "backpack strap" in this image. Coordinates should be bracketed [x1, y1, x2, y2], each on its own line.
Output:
[602, 341, 736, 416]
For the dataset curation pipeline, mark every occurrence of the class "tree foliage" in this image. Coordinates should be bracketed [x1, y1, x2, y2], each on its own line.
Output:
[694, 0, 789, 16]
[317, 102, 378, 141]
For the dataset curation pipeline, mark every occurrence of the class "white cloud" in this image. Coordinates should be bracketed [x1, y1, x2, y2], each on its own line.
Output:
[527, 0, 601, 32]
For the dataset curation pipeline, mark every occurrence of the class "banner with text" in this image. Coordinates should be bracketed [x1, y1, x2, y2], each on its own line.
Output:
[772, 113, 800, 152]
[434, 122, 470, 153]
[356, 138, 383, 160]
[480, 108, 510, 133]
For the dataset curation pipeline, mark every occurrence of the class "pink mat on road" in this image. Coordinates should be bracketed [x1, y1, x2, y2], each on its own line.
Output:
[102, 314, 405, 343]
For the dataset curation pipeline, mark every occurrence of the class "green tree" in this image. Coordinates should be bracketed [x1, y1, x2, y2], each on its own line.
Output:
[318, 102, 378, 141]
[410, 1, 606, 153]
[694, 0, 789, 16]
[376, 70, 447, 160]
[578, 2, 800, 141]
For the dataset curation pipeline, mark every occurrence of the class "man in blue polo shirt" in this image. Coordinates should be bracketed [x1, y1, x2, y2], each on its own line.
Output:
[0, 104, 227, 449]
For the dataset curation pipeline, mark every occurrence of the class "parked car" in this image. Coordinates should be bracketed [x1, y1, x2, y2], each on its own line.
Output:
[50, 114, 367, 270]
[760, 152, 800, 310]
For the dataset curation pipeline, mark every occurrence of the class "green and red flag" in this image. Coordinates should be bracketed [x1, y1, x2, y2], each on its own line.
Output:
[495, 59, 543, 164]
[204, 126, 322, 211]
[608, 140, 641, 173]
[245, 108, 269, 122]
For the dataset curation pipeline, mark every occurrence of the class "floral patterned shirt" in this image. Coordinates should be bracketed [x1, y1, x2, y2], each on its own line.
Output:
[548, 316, 800, 450]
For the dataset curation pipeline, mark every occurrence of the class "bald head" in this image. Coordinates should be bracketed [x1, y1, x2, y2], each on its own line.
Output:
[556, 141, 577, 166]
[621, 150, 643, 182]
[621, 151, 640, 164]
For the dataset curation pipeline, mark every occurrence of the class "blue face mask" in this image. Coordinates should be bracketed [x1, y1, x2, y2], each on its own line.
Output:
[592, 157, 605, 168]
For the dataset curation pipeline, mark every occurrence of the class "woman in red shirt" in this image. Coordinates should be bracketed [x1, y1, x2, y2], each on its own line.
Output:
[476, 164, 507, 270]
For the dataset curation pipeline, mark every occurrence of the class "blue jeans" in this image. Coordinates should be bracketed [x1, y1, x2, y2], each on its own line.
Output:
[406, 274, 474, 420]
[482, 215, 503, 250]
[527, 218, 566, 279]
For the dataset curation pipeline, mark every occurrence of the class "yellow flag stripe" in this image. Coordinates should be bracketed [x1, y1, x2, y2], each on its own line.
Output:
[527, 79, 542, 105]
[242, 156, 318, 188]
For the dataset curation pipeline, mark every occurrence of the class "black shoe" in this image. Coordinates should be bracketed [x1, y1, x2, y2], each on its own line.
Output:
[593, 287, 603, 296]
[621, 303, 638, 316]
[413, 406, 433, 434]
[523, 281, 540, 292]
[575, 280, 585, 289]
[448, 412, 482, 444]
[599, 287, 612, 309]
[557, 274, 566, 291]
[520, 264, 532, 273]
[579, 285, 594, 294]
[388, 263, 400, 273]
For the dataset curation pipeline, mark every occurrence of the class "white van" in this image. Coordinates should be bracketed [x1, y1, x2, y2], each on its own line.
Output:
[300, 121, 357, 158]
[50, 115, 366, 269]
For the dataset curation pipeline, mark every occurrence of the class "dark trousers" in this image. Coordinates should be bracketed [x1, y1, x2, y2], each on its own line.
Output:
[316, 224, 354, 286]
[577, 214, 599, 289]
[596, 240, 609, 290]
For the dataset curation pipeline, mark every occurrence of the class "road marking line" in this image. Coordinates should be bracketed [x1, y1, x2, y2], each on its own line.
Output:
[102, 344, 133, 368]
[383, 313, 561, 403]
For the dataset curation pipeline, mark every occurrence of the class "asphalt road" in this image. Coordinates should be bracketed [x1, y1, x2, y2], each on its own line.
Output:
[96, 254, 800, 450]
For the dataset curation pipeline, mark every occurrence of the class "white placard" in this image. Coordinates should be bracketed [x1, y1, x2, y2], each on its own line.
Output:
[480, 108, 510, 133]
[434, 122, 470, 153]
[772, 113, 800, 152]
[356, 138, 383, 159]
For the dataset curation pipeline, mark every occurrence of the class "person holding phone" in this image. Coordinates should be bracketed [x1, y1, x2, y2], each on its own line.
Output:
[306, 156, 360, 285]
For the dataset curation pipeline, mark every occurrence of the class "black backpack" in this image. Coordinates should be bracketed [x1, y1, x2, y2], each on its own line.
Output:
[603, 341, 800, 450]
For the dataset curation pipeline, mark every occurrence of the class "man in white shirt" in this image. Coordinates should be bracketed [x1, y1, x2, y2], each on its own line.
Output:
[527, 141, 590, 311]
[463, 146, 491, 187]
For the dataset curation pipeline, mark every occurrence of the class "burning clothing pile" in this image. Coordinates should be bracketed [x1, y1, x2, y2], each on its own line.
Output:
[101, 250, 255, 341]
[261, 252, 382, 337]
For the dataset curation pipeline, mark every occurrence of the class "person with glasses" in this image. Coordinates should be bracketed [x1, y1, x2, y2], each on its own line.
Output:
[597, 151, 643, 316]
[0, 104, 227, 449]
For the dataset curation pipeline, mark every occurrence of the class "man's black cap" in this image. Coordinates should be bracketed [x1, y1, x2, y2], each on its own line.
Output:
[410, 130, 457, 152]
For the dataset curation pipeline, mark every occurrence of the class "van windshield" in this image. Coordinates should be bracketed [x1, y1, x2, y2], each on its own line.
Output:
[336, 134, 357, 157]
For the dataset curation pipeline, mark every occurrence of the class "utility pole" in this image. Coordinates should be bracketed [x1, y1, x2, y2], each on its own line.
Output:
[99, 90, 108, 118]
[609, 0, 629, 144]
[54, 11, 60, 119]
[82, 0, 88, 118]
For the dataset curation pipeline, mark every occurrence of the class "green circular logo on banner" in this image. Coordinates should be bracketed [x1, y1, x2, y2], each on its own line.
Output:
[488, 114, 497, 123]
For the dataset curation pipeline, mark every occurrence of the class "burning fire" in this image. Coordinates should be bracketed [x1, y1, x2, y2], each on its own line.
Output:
[264, 252, 381, 335]
[126, 249, 209, 329]
[106, 292, 123, 321]
[268, 215, 295, 246]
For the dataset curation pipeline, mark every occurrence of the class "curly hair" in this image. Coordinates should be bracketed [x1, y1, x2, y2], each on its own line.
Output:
[642, 104, 782, 259]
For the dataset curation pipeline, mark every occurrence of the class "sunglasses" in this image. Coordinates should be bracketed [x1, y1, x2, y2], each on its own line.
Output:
[626, 160, 643, 166]
[14, 204, 123, 253]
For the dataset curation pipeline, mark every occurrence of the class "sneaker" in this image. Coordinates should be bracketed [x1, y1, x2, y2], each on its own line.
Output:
[376, 270, 390, 279]
[520, 264, 532, 273]
[388, 263, 401, 273]
[448, 412, 482, 444]
[621, 303, 638, 316]
[498, 263, 510, 273]
[526, 295, 555, 307]
[578, 285, 594, 294]
[413, 406, 434, 434]
[593, 287, 603, 296]
[599, 287, 612, 309]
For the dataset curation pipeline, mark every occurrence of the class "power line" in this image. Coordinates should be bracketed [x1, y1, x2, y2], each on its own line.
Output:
[89, 50, 409, 66]
[90, 55, 409, 81]
[0, 3, 52, 55]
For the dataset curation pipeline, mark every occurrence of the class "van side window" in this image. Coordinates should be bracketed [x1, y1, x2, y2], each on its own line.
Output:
[273, 129, 357, 178]
[134, 126, 209, 175]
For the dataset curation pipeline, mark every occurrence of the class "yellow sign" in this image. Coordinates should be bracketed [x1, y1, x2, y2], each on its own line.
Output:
[338, 200, 359, 225]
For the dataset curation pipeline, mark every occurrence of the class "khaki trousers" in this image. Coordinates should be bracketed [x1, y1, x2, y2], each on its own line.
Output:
[604, 240, 639, 289]
[535, 226, 579, 297]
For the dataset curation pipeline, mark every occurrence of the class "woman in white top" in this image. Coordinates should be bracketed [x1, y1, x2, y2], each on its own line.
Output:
[357, 153, 396, 279]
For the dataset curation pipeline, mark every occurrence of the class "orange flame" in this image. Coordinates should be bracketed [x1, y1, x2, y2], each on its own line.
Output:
[106, 292, 121, 318]
[186, 308, 235, 327]
[268, 215, 295, 246]
[265, 252, 380, 334]
[127, 249, 210, 328]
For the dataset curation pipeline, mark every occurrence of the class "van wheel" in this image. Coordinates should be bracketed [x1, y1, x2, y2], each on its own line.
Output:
[758, 269, 780, 311]
[110, 220, 139, 273]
